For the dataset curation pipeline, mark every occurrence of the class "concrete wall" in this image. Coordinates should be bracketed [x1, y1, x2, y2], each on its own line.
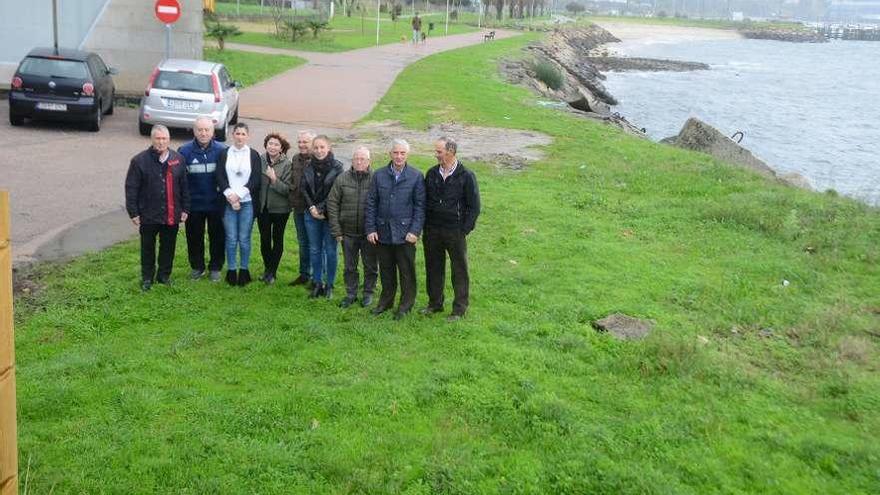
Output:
[0, 0, 203, 94]
[81, 0, 204, 94]
[0, 0, 107, 64]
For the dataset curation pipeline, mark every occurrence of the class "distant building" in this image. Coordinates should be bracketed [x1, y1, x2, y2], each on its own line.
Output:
[1, 0, 204, 93]
[826, 0, 880, 21]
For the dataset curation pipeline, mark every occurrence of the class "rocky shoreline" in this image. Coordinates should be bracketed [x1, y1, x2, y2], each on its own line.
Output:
[739, 27, 827, 43]
[503, 24, 812, 191]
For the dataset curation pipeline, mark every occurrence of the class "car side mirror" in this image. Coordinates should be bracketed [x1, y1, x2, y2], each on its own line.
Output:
[107, 67, 119, 75]
[233, 80, 242, 88]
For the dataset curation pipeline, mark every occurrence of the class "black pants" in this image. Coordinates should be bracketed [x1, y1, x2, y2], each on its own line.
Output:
[376, 242, 416, 313]
[140, 223, 179, 282]
[184, 210, 225, 272]
[423, 228, 470, 315]
[257, 211, 290, 276]
[342, 234, 378, 298]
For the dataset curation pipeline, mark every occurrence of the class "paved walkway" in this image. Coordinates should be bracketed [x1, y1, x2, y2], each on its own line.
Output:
[231, 29, 517, 127]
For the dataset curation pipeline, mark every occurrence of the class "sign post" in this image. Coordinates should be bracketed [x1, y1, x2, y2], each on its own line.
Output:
[154, 0, 182, 60]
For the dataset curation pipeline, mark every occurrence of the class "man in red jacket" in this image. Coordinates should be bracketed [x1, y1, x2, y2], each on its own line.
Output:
[125, 125, 190, 291]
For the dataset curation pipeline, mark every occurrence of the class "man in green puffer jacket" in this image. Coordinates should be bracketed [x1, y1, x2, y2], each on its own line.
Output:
[327, 146, 378, 308]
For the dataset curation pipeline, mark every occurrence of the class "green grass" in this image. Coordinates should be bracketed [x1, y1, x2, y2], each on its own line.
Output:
[203, 47, 305, 87]
[15, 34, 880, 493]
[229, 13, 478, 52]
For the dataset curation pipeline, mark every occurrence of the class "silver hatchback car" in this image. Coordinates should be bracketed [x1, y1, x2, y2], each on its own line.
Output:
[138, 59, 239, 140]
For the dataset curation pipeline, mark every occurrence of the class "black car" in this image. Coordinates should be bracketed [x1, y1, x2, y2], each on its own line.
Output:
[8, 47, 116, 132]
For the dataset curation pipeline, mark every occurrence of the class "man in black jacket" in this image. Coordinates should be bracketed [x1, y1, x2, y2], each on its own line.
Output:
[420, 137, 480, 321]
[125, 125, 190, 291]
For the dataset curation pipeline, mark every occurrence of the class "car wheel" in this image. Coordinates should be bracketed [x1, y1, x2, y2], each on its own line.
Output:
[106, 93, 115, 115]
[138, 120, 151, 136]
[216, 124, 227, 142]
[9, 113, 24, 126]
[88, 104, 101, 132]
[230, 107, 239, 125]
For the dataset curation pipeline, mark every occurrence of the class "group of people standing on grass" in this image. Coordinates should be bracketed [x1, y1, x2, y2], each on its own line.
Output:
[124, 119, 481, 321]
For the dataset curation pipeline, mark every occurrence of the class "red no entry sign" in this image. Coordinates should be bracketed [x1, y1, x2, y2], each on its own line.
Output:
[154, 0, 181, 24]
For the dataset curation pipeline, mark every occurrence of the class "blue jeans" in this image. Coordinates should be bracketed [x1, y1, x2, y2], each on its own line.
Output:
[223, 201, 254, 271]
[292, 211, 310, 278]
[303, 213, 337, 286]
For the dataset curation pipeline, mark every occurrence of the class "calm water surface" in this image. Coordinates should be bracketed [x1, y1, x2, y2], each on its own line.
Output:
[603, 38, 880, 205]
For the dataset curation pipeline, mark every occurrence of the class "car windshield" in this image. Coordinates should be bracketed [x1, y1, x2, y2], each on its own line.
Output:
[19, 57, 88, 79]
[154, 71, 213, 94]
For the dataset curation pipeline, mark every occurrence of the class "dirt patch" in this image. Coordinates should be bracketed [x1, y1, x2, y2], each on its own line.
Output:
[353, 121, 552, 170]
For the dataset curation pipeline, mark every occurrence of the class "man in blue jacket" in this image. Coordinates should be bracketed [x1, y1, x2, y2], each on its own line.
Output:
[178, 116, 227, 282]
[366, 139, 426, 320]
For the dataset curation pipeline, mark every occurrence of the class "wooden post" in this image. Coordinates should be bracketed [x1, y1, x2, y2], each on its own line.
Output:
[0, 191, 17, 495]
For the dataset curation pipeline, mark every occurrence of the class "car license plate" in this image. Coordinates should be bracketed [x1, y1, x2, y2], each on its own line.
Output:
[163, 99, 198, 111]
[36, 102, 67, 111]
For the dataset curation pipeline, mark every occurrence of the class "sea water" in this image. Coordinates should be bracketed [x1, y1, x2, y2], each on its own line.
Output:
[603, 38, 880, 205]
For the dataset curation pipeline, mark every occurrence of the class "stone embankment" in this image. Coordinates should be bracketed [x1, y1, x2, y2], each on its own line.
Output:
[739, 27, 826, 43]
[502, 24, 709, 136]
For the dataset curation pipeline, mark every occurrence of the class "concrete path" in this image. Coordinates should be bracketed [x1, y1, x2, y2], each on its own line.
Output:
[1, 30, 518, 265]
[231, 29, 517, 127]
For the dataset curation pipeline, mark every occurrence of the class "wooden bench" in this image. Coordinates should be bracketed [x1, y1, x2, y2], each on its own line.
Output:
[483, 30, 495, 42]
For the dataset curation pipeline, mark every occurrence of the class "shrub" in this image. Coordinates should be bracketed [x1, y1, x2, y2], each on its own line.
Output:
[532, 59, 564, 90]
[205, 22, 242, 50]
[306, 19, 329, 38]
[279, 20, 308, 41]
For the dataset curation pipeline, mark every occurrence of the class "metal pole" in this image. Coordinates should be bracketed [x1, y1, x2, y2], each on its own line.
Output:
[165, 24, 171, 60]
[0, 191, 18, 495]
[52, 0, 59, 55]
[237, 0, 240, 15]
[376, 0, 381, 46]
[445, 0, 449, 34]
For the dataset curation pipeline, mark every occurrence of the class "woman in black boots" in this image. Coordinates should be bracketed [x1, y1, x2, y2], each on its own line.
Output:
[216, 122, 262, 286]
[301, 135, 343, 298]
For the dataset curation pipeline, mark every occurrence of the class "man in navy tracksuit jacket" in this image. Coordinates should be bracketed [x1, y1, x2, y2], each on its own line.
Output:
[178, 117, 228, 281]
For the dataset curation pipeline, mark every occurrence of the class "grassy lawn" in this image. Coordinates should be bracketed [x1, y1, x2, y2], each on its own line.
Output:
[228, 13, 478, 52]
[203, 47, 306, 87]
[15, 35, 880, 493]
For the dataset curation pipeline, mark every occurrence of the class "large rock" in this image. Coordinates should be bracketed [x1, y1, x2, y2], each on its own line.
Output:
[664, 117, 776, 178]
[593, 313, 655, 341]
[664, 118, 814, 191]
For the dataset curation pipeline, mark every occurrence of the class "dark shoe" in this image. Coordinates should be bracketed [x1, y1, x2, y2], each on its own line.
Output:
[288, 275, 310, 286]
[141, 280, 152, 292]
[156, 277, 172, 286]
[309, 283, 325, 298]
[361, 294, 374, 307]
[339, 296, 356, 308]
[209, 270, 222, 282]
[371, 306, 390, 316]
[419, 306, 443, 316]
[393, 311, 409, 321]
[226, 270, 238, 286]
[238, 269, 252, 286]
[324, 285, 334, 299]
[446, 314, 464, 323]
[190, 269, 205, 280]
[259, 272, 269, 282]
[265, 274, 276, 285]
